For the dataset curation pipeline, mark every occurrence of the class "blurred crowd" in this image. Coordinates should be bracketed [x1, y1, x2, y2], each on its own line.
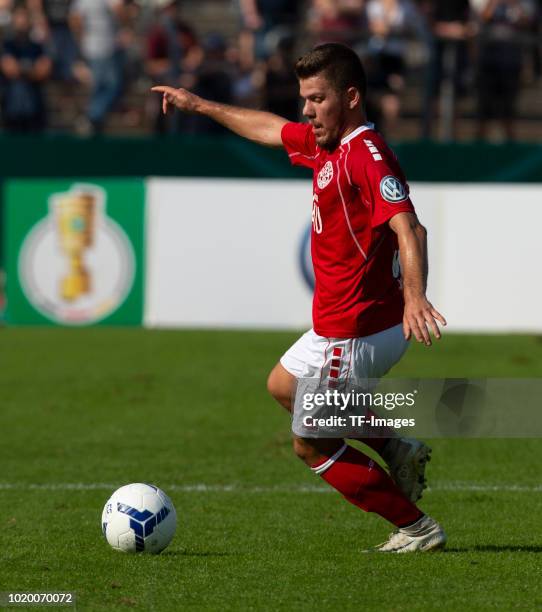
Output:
[0, 0, 540, 140]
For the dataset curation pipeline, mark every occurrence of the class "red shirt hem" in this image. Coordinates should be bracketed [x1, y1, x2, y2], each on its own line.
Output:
[314, 314, 404, 340]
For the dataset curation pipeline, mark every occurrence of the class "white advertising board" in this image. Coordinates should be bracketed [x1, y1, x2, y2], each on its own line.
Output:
[411, 184, 542, 332]
[146, 179, 542, 332]
[145, 179, 313, 329]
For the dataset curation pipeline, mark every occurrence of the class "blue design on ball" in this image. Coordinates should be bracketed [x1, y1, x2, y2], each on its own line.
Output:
[117, 502, 171, 552]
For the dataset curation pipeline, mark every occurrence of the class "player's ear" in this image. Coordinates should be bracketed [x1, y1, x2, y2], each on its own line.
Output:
[346, 86, 360, 110]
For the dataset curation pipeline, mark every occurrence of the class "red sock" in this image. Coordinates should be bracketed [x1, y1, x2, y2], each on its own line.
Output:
[312, 444, 422, 527]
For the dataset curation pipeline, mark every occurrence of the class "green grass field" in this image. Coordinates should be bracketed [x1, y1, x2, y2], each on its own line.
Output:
[1, 329, 542, 611]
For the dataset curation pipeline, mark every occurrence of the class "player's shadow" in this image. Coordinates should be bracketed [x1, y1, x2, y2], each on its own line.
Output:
[446, 544, 542, 553]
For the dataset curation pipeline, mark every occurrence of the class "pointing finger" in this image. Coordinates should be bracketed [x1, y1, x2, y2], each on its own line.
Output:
[151, 86, 174, 94]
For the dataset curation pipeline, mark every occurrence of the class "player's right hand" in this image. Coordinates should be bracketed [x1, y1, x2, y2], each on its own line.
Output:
[151, 86, 201, 115]
[403, 296, 447, 347]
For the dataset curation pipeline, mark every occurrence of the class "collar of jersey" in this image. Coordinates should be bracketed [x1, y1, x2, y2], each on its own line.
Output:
[340, 123, 375, 146]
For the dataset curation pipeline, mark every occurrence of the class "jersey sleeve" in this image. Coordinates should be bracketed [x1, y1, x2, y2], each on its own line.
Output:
[281, 122, 318, 169]
[350, 155, 415, 228]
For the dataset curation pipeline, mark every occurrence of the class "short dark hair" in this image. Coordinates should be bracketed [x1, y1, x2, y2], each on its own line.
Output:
[294, 43, 367, 100]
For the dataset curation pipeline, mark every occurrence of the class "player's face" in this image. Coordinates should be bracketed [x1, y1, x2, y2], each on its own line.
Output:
[299, 74, 349, 151]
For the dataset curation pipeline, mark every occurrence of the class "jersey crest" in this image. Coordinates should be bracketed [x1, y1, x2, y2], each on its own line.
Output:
[317, 161, 334, 189]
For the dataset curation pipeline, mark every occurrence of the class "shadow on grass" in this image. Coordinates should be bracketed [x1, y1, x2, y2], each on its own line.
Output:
[446, 545, 542, 553]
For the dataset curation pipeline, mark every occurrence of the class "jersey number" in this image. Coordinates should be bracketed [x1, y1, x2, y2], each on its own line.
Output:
[312, 194, 323, 234]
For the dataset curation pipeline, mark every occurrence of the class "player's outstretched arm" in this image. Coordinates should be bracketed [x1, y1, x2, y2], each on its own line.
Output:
[389, 212, 447, 346]
[151, 86, 288, 148]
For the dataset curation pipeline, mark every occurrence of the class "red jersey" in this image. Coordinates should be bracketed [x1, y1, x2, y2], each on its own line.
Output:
[281, 122, 415, 338]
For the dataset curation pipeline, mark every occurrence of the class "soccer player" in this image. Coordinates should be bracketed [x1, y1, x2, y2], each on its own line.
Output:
[153, 43, 447, 553]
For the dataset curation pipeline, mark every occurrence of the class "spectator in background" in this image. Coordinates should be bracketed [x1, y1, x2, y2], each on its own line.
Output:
[238, 0, 300, 60]
[37, 0, 80, 82]
[230, 27, 264, 107]
[145, 0, 182, 83]
[0, 3, 51, 132]
[0, 0, 13, 33]
[145, 0, 185, 133]
[26, 0, 48, 42]
[263, 34, 298, 120]
[365, 0, 427, 136]
[532, 0, 541, 78]
[307, 0, 366, 46]
[181, 32, 234, 134]
[69, 0, 126, 134]
[422, 0, 474, 140]
[474, 0, 535, 141]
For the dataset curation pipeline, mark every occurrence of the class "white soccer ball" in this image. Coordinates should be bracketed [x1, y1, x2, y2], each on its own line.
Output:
[101, 483, 176, 554]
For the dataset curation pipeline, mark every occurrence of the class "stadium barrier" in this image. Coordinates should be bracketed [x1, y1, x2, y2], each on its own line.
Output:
[3, 177, 541, 332]
[0, 136, 542, 182]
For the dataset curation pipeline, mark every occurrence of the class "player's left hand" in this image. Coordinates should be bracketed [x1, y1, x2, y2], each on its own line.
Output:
[403, 296, 446, 346]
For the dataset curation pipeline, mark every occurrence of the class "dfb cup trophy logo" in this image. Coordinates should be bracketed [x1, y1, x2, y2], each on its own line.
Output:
[56, 190, 96, 302]
[19, 184, 135, 325]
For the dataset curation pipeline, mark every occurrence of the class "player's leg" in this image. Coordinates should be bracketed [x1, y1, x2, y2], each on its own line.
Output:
[267, 328, 324, 412]
[269, 330, 445, 552]
[293, 436, 422, 527]
[347, 324, 432, 502]
[267, 327, 422, 468]
[267, 330, 418, 524]
[267, 362, 296, 412]
[293, 435, 446, 551]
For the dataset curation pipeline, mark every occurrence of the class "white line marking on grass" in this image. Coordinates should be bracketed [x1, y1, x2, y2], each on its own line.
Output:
[0, 482, 541, 493]
[430, 483, 542, 493]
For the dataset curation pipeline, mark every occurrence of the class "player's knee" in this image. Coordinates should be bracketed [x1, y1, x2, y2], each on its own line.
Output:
[266, 366, 293, 411]
[266, 369, 282, 401]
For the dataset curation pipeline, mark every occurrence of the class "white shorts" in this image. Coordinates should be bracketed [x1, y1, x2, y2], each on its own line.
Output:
[280, 324, 408, 386]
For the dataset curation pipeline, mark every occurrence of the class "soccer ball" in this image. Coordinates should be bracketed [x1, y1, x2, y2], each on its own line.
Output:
[101, 483, 176, 554]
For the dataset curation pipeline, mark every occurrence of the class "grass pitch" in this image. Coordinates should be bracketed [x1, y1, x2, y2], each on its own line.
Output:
[1, 329, 542, 611]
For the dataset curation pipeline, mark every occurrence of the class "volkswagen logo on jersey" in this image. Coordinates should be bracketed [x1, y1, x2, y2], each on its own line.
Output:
[298, 223, 315, 291]
[317, 161, 334, 189]
[380, 176, 407, 203]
